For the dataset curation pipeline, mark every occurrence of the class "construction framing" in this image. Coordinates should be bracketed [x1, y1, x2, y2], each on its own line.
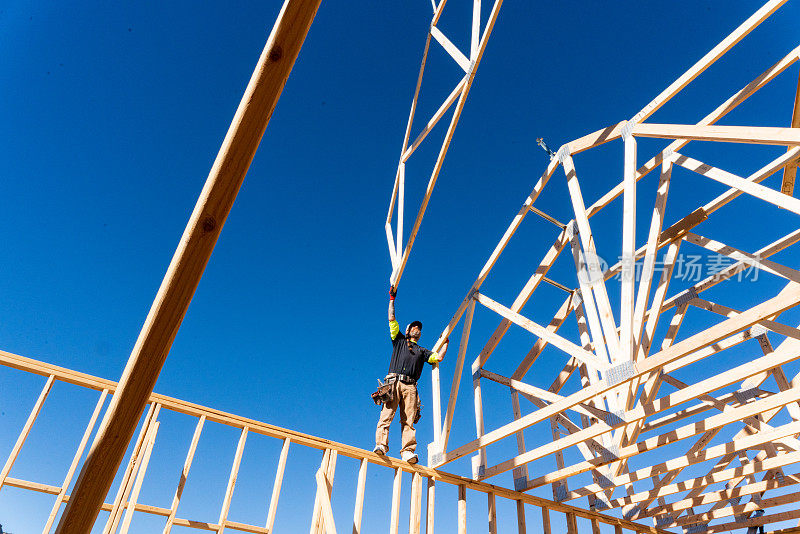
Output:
[2, 0, 800, 532]
[380, 1, 800, 532]
[0, 348, 666, 534]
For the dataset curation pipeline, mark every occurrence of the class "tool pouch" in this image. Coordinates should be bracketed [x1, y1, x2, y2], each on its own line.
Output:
[372, 381, 393, 405]
[414, 394, 422, 424]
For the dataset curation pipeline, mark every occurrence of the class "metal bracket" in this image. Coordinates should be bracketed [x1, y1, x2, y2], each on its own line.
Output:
[621, 119, 637, 140]
[675, 287, 699, 307]
[554, 484, 568, 502]
[734, 387, 760, 405]
[604, 410, 626, 427]
[567, 219, 579, 237]
[684, 522, 709, 534]
[593, 497, 610, 511]
[514, 476, 528, 492]
[571, 288, 583, 306]
[600, 443, 620, 462]
[749, 324, 768, 338]
[429, 451, 443, 466]
[656, 515, 674, 527]
[622, 505, 640, 520]
[556, 145, 571, 164]
[727, 496, 741, 507]
[596, 473, 614, 489]
[472, 368, 481, 382]
[604, 361, 636, 387]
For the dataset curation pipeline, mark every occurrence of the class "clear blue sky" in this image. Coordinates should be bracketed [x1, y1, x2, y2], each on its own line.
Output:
[2, 1, 800, 532]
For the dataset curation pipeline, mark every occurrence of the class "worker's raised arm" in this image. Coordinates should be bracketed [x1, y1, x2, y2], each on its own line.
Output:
[388, 286, 400, 340]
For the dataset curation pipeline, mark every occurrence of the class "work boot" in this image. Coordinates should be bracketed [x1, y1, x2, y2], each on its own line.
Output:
[401, 451, 418, 464]
[373, 445, 387, 456]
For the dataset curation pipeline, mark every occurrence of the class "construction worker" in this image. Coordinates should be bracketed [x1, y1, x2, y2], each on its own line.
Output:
[374, 286, 448, 464]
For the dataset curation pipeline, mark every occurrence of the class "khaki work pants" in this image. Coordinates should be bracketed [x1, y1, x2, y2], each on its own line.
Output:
[375, 379, 419, 454]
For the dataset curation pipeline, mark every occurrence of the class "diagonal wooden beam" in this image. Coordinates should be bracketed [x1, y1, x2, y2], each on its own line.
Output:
[781, 68, 800, 195]
[674, 152, 800, 214]
[471, 226, 573, 371]
[430, 26, 471, 72]
[563, 154, 621, 360]
[474, 292, 609, 371]
[631, 0, 789, 123]
[55, 2, 322, 530]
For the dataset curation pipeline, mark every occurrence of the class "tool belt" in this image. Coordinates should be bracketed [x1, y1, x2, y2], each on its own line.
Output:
[386, 373, 416, 385]
[371, 380, 393, 405]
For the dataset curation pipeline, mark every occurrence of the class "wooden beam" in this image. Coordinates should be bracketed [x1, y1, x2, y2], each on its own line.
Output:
[631, 0, 789, 123]
[389, 468, 402, 534]
[704, 508, 800, 533]
[119, 421, 160, 533]
[674, 153, 800, 214]
[638, 472, 800, 520]
[470, 0, 481, 60]
[103, 403, 160, 534]
[487, 492, 497, 534]
[524, 398, 800, 490]
[474, 291, 609, 371]
[409, 472, 423, 534]
[471, 226, 572, 371]
[563, 154, 621, 360]
[164, 415, 205, 534]
[351, 459, 368, 534]
[315, 469, 337, 534]
[0, 348, 668, 534]
[633, 124, 800, 146]
[266, 437, 291, 533]
[219, 427, 249, 533]
[440, 299, 475, 451]
[541, 508, 551, 534]
[55, 2, 322, 531]
[0, 375, 54, 490]
[457, 484, 467, 534]
[620, 131, 638, 363]
[426, 478, 435, 534]
[44, 390, 109, 534]
[430, 26, 471, 73]
[781, 68, 800, 195]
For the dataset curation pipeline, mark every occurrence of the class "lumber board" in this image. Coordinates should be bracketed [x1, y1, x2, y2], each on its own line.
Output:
[631, 0, 789, 123]
[55, 1, 323, 530]
[633, 124, 800, 146]
[474, 292, 609, 371]
[0, 350, 667, 534]
[781, 69, 800, 195]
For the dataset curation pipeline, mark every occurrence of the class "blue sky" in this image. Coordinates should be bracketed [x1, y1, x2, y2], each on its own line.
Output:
[2, 1, 800, 532]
